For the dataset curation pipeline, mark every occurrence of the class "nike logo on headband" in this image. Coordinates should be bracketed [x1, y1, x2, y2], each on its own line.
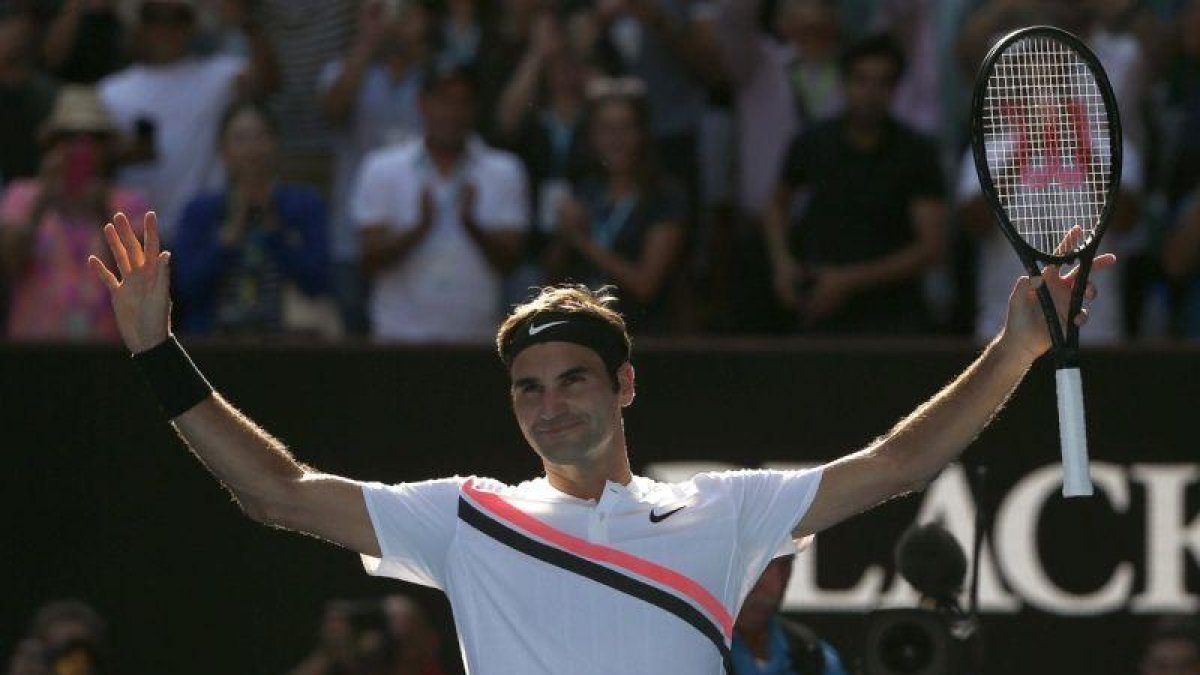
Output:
[529, 320, 569, 336]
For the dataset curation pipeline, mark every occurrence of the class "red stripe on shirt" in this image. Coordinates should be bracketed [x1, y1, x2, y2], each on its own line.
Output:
[462, 479, 734, 639]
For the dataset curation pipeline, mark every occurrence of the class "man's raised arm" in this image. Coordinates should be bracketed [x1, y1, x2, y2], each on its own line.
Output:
[88, 212, 379, 557]
[794, 251, 1115, 538]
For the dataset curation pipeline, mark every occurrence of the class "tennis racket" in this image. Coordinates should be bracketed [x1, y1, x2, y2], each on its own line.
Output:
[970, 26, 1123, 498]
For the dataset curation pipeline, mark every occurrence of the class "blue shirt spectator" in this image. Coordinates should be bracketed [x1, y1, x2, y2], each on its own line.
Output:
[173, 184, 330, 335]
[173, 103, 330, 336]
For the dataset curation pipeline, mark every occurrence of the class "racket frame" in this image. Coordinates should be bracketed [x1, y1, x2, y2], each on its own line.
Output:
[969, 25, 1123, 369]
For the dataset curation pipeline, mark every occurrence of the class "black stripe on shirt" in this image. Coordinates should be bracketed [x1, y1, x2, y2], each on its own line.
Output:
[457, 496, 734, 674]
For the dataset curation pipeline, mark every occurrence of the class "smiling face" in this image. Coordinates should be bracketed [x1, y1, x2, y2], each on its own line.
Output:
[510, 342, 633, 470]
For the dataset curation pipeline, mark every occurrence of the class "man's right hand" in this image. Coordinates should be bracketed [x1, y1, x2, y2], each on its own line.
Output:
[88, 211, 172, 354]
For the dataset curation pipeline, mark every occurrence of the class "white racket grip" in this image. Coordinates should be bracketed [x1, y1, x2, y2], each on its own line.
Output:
[1056, 367, 1094, 497]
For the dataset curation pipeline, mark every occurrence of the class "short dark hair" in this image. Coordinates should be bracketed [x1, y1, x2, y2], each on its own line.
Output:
[31, 598, 108, 644]
[217, 100, 280, 145]
[421, 61, 478, 96]
[497, 284, 632, 388]
[840, 33, 906, 83]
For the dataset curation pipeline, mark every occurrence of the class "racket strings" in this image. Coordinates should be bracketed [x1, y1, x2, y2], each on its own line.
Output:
[981, 35, 1113, 257]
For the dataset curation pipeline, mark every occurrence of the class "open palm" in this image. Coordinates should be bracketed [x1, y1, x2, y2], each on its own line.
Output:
[87, 212, 172, 354]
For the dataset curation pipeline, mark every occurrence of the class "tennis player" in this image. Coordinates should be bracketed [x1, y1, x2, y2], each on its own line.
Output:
[89, 211, 1112, 674]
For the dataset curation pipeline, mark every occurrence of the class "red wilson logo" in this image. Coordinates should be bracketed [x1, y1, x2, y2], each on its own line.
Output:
[1000, 98, 1094, 189]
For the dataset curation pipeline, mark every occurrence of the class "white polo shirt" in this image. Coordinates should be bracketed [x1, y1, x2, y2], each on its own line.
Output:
[359, 468, 823, 675]
[351, 137, 529, 342]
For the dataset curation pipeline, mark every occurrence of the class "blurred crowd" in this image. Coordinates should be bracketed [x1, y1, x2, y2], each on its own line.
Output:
[4, 0, 1200, 342]
[7, 595, 1199, 675]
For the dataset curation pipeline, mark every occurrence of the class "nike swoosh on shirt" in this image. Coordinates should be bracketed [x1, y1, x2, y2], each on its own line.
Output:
[529, 320, 568, 336]
[649, 506, 686, 523]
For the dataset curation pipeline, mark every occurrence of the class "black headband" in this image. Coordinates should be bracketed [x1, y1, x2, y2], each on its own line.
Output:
[500, 312, 630, 373]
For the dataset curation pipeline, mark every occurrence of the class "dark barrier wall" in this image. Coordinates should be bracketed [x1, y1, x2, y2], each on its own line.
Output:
[5, 341, 1198, 674]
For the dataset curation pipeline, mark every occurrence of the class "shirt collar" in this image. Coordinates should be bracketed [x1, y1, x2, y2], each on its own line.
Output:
[524, 474, 652, 504]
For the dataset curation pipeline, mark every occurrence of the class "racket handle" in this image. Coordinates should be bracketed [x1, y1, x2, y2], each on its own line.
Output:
[1055, 367, 1094, 497]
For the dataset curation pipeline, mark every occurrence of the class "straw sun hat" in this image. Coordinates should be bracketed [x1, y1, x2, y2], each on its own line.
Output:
[40, 85, 118, 142]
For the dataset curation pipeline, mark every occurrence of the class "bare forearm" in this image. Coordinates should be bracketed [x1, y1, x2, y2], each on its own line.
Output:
[875, 334, 1032, 491]
[321, 46, 373, 123]
[170, 394, 307, 520]
[464, 223, 523, 274]
[496, 54, 543, 140]
[763, 189, 795, 270]
[361, 227, 428, 275]
[839, 239, 941, 291]
[572, 226, 681, 304]
[241, 21, 282, 97]
[44, 0, 83, 70]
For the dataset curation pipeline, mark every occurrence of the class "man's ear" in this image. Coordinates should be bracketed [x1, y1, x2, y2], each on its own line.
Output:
[617, 362, 635, 408]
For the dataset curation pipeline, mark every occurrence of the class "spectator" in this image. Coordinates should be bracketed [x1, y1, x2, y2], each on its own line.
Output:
[1140, 617, 1200, 675]
[873, 0, 974, 148]
[1162, 188, 1200, 338]
[0, 85, 146, 340]
[0, 2, 55, 186]
[593, 0, 721, 209]
[956, 142, 1144, 344]
[319, 0, 433, 336]
[353, 64, 528, 343]
[202, 0, 356, 189]
[715, 0, 843, 219]
[288, 599, 390, 675]
[1160, 0, 1200, 208]
[172, 101, 332, 337]
[495, 12, 594, 298]
[97, 0, 280, 242]
[439, 0, 484, 68]
[24, 599, 110, 675]
[380, 595, 449, 675]
[763, 34, 946, 334]
[289, 596, 448, 675]
[545, 81, 687, 332]
[956, 0, 1088, 79]
[472, 0, 555, 141]
[731, 552, 848, 675]
[42, 0, 127, 84]
[5, 638, 48, 675]
[712, 0, 845, 332]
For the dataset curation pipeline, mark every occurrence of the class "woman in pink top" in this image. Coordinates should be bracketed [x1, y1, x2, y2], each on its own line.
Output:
[0, 85, 146, 340]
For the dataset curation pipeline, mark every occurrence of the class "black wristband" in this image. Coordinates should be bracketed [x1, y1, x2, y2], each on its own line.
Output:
[132, 336, 214, 419]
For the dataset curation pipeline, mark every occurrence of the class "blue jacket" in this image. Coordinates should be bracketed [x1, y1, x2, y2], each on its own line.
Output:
[172, 184, 330, 334]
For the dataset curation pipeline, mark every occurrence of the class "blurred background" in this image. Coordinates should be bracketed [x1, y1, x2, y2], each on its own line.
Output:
[2, 0, 1198, 674]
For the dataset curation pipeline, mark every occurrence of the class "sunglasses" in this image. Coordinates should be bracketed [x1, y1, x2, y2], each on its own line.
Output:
[140, 3, 195, 27]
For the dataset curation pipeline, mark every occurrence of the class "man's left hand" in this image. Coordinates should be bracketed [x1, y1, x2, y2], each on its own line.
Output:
[1001, 226, 1116, 362]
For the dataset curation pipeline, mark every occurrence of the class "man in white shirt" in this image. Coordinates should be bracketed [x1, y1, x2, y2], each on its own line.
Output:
[89, 206, 1113, 673]
[98, 0, 278, 242]
[354, 63, 527, 342]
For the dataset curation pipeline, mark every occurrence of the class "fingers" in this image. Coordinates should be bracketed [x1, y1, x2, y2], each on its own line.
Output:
[1052, 226, 1080, 257]
[88, 255, 120, 291]
[103, 221, 131, 274]
[114, 212, 145, 268]
[143, 211, 160, 261]
[1074, 307, 1089, 327]
[1092, 252, 1117, 271]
